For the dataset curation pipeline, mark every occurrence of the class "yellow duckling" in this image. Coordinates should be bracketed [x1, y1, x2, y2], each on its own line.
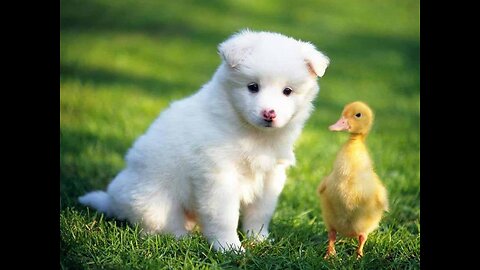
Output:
[317, 101, 388, 258]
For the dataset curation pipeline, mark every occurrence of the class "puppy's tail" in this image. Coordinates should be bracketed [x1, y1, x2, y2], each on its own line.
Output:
[78, 191, 114, 217]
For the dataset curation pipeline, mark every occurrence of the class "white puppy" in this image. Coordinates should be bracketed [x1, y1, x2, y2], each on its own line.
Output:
[79, 30, 329, 252]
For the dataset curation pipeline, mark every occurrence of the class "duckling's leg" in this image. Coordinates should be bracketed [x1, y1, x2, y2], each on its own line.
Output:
[356, 233, 367, 258]
[324, 230, 337, 259]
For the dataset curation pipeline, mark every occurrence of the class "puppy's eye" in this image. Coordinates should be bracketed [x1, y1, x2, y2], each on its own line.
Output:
[283, 87, 293, 96]
[247, 82, 259, 93]
[355, 113, 362, 118]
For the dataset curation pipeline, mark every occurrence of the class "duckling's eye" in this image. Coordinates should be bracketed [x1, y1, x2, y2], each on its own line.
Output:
[355, 113, 362, 118]
[247, 82, 259, 93]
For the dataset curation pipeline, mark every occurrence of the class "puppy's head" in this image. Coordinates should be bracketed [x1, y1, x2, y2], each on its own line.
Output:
[217, 30, 329, 130]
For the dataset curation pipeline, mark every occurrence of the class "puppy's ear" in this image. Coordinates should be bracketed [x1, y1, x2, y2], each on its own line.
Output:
[300, 42, 330, 78]
[218, 30, 258, 68]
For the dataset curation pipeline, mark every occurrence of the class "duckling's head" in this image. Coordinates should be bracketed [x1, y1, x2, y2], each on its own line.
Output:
[329, 101, 374, 135]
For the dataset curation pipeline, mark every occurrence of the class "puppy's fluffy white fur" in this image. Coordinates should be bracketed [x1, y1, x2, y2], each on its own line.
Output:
[79, 30, 329, 252]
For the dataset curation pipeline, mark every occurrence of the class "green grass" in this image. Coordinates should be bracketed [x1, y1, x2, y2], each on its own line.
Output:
[60, 0, 419, 268]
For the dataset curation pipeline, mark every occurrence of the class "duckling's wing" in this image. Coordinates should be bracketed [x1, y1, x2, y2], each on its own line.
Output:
[375, 185, 389, 212]
[317, 175, 330, 195]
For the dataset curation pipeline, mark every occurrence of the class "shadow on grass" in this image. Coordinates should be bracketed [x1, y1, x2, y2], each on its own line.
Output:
[60, 63, 199, 99]
[60, 127, 130, 208]
[60, 0, 234, 46]
[60, 0, 419, 94]
[326, 33, 420, 81]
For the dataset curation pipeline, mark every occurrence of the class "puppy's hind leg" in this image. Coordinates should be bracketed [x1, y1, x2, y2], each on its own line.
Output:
[139, 197, 189, 239]
[163, 203, 190, 238]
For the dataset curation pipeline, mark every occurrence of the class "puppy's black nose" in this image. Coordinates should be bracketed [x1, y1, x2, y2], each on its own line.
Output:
[262, 109, 276, 122]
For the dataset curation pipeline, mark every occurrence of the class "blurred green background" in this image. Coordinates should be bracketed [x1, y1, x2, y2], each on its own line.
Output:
[61, 0, 419, 268]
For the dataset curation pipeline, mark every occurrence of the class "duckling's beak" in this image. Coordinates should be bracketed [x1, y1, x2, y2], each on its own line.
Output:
[329, 116, 350, 131]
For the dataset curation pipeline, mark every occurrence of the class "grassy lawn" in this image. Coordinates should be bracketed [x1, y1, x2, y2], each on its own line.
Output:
[60, 0, 419, 269]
